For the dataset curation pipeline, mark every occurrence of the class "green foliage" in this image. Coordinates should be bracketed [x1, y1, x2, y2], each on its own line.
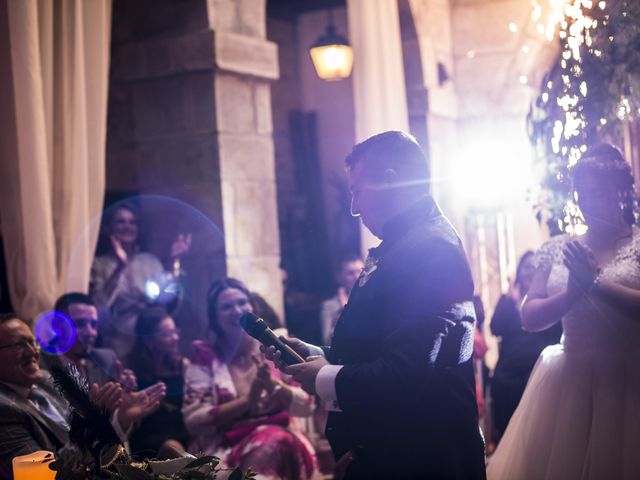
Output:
[50, 448, 256, 480]
[527, 0, 640, 234]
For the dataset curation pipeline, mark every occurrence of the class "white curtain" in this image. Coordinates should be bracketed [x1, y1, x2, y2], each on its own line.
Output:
[0, 0, 111, 319]
[346, 0, 410, 142]
[346, 0, 410, 251]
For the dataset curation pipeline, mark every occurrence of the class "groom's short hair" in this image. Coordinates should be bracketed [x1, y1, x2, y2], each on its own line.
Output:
[345, 130, 431, 193]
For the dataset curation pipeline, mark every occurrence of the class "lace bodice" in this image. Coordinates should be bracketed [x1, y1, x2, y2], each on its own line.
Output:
[536, 228, 640, 354]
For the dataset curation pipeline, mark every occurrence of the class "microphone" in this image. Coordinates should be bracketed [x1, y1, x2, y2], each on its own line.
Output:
[239, 312, 305, 365]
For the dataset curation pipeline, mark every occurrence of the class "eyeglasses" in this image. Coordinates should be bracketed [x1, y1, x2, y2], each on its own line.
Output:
[0, 337, 40, 352]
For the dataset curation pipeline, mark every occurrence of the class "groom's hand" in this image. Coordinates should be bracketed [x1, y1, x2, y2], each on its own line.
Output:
[262, 336, 314, 372]
[285, 356, 329, 395]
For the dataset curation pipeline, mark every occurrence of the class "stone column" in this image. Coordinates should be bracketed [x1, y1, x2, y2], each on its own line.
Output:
[109, 0, 283, 339]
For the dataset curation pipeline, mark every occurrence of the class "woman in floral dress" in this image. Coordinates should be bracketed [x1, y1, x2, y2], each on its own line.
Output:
[182, 278, 316, 479]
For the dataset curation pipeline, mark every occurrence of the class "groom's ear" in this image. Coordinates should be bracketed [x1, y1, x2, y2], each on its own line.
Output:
[383, 168, 399, 187]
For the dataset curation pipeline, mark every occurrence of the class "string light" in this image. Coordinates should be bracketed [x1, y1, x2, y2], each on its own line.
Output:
[528, 0, 640, 234]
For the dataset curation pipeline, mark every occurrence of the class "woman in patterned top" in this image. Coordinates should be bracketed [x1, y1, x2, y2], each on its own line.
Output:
[182, 278, 316, 479]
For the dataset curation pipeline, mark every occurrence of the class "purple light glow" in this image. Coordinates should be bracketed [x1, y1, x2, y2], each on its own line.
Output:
[34, 310, 77, 355]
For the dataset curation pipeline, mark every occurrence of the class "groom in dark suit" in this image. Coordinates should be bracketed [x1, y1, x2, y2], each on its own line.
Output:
[275, 131, 486, 478]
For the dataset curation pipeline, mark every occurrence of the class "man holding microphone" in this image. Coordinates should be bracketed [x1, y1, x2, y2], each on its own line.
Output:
[265, 131, 486, 479]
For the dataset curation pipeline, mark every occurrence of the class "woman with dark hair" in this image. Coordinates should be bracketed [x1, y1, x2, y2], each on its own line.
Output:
[90, 202, 191, 358]
[182, 278, 316, 479]
[488, 144, 640, 479]
[127, 307, 189, 459]
[490, 251, 562, 443]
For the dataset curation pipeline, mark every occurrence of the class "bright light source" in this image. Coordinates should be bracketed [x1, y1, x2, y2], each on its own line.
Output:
[519, 75, 528, 84]
[145, 280, 161, 300]
[509, 22, 518, 33]
[522, 45, 531, 54]
[451, 139, 531, 210]
[467, 50, 476, 59]
[310, 19, 353, 81]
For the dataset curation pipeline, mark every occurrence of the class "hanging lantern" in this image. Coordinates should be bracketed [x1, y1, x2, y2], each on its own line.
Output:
[309, 12, 353, 81]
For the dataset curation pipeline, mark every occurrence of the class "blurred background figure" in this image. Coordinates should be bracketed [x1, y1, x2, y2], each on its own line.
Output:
[319, 253, 363, 345]
[127, 306, 189, 460]
[489, 251, 562, 443]
[182, 278, 316, 479]
[90, 202, 191, 359]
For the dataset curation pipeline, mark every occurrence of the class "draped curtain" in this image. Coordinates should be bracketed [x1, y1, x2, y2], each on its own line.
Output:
[346, 0, 410, 251]
[0, 0, 111, 319]
[346, 0, 410, 141]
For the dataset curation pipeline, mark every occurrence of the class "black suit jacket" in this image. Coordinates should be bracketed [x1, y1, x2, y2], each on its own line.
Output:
[41, 347, 120, 387]
[325, 197, 486, 479]
[0, 381, 69, 480]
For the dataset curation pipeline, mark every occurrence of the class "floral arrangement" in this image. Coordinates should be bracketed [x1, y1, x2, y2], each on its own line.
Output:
[527, 0, 640, 234]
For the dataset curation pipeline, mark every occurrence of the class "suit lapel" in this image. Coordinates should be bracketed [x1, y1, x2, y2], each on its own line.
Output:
[0, 383, 69, 447]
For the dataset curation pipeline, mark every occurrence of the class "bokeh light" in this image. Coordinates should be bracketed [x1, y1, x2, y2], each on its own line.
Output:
[34, 310, 77, 355]
[451, 138, 533, 211]
[67, 194, 225, 394]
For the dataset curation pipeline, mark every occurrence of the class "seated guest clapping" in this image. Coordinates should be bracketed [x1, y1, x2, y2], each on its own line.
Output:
[127, 307, 189, 459]
[182, 278, 316, 479]
[0, 314, 164, 480]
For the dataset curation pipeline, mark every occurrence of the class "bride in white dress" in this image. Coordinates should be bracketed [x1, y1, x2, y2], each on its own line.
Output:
[487, 143, 640, 480]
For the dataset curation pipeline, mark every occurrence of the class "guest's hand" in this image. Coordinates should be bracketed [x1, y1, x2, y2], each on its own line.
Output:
[89, 382, 123, 412]
[247, 375, 267, 411]
[117, 382, 166, 430]
[285, 356, 329, 395]
[110, 235, 129, 265]
[171, 233, 192, 259]
[254, 360, 279, 394]
[262, 337, 314, 372]
[115, 360, 138, 391]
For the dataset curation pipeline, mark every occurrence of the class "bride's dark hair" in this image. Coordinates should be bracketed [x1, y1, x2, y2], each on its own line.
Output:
[570, 143, 637, 225]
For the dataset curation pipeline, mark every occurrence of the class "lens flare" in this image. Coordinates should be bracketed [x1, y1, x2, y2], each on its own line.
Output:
[34, 310, 77, 355]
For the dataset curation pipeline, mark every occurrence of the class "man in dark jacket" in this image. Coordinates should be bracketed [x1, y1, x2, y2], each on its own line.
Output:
[41, 293, 136, 389]
[275, 131, 486, 478]
[0, 314, 164, 480]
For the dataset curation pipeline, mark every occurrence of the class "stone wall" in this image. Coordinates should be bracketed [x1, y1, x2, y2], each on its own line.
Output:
[106, 0, 283, 345]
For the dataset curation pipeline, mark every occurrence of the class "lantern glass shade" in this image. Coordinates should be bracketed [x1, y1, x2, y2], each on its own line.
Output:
[309, 24, 353, 81]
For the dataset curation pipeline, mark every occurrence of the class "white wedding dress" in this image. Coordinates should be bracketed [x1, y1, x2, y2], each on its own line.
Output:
[487, 229, 640, 480]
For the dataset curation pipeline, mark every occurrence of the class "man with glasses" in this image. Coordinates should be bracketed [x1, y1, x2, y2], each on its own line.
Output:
[0, 313, 69, 480]
[0, 313, 166, 480]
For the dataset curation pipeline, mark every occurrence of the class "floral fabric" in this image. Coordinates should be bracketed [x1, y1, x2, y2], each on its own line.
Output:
[182, 341, 316, 479]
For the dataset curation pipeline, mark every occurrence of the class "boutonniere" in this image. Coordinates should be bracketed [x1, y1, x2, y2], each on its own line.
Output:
[359, 253, 380, 287]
